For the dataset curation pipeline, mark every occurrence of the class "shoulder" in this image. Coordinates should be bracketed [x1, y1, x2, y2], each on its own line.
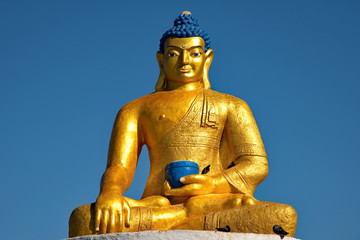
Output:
[207, 89, 251, 111]
[116, 92, 156, 118]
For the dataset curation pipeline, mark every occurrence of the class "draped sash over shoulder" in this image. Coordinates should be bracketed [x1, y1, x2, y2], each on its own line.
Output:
[142, 90, 225, 198]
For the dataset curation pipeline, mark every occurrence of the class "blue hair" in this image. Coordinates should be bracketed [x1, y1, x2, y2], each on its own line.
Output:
[159, 13, 211, 53]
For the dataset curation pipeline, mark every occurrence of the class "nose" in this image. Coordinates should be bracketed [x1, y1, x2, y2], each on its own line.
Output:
[180, 50, 190, 64]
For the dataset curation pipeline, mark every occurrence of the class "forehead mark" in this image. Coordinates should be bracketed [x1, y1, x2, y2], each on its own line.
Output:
[165, 37, 205, 51]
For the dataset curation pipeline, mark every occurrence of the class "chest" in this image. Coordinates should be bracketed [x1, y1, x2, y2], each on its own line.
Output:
[139, 91, 200, 145]
[140, 90, 227, 148]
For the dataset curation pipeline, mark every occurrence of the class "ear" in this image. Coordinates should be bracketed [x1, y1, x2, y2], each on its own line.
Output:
[155, 51, 166, 92]
[202, 49, 214, 89]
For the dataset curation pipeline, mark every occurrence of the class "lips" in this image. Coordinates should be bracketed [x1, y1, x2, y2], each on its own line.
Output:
[178, 66, 192, 73]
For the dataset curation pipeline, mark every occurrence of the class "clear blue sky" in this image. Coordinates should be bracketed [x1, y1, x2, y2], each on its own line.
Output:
[1, 1, 359, 239]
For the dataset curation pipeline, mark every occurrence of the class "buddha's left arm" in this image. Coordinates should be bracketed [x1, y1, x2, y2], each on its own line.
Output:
[220, 98, 268, 197]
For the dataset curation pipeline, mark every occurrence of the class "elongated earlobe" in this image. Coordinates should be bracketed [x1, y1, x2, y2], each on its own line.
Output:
[155, 51, 166, 92]
[202, 49, 214, 89]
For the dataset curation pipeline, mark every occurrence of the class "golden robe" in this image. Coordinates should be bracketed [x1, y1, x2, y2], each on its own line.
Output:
[142, 89, 268, 200]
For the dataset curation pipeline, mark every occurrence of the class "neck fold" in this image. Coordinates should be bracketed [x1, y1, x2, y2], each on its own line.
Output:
[165, 81, 202, 91]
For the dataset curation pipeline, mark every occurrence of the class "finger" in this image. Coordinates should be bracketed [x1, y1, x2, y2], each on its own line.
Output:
[95, 208, 101, 232]
[165, 183, 203, 197]
[118, 205, 123, 232]
[163, 180, 171, 192]
[123, 201, 131, 228]
[108, 210, 117, 233]
[242, 195, 256, 206]
[100, 210, 109, 234]
[180, 174, 209, 184]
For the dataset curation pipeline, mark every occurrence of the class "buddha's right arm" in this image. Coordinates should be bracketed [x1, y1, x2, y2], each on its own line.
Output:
[95, 102, 144, 233]
[101, 102, 143, 192]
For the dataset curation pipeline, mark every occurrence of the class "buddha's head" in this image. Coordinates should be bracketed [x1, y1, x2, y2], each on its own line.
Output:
[155, 11, 214, 91]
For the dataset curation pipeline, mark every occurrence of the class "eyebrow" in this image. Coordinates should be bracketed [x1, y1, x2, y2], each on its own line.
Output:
[166, 45, 203, 50]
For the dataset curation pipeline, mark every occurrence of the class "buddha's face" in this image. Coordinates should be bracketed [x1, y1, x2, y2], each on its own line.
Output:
[163, 37, 206, 84]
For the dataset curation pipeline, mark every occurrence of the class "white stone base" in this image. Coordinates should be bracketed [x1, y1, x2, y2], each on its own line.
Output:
[64, 230, 300, 240]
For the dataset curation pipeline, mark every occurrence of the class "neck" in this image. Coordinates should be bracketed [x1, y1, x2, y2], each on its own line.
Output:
[165, 81, 202, 91]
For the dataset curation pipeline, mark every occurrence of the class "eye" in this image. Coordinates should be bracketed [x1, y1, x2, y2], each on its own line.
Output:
[167, 52, 178, 57]
[191, 52, 201, 57]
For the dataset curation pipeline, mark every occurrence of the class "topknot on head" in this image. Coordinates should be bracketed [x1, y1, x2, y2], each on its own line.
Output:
[159, 11, 211, 53]
[181, 11, 192, 15]
[173, 12, 200, 27]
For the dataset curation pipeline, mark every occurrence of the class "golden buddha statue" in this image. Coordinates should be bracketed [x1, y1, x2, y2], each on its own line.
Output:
[69, 11, 297, 238]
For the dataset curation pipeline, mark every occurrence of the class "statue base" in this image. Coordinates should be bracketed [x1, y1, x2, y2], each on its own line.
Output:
[64, 230, 300, 240]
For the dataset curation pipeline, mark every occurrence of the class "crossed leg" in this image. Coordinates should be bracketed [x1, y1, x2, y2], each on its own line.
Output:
[69, 194, 297, 237]
[69, 195, 175, 237]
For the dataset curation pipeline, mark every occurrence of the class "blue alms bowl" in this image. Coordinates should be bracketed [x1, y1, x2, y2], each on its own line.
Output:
[165, 161, 199, 189]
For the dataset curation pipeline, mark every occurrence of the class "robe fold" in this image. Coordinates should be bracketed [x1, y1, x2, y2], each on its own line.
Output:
[141, 89, 267, 199]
